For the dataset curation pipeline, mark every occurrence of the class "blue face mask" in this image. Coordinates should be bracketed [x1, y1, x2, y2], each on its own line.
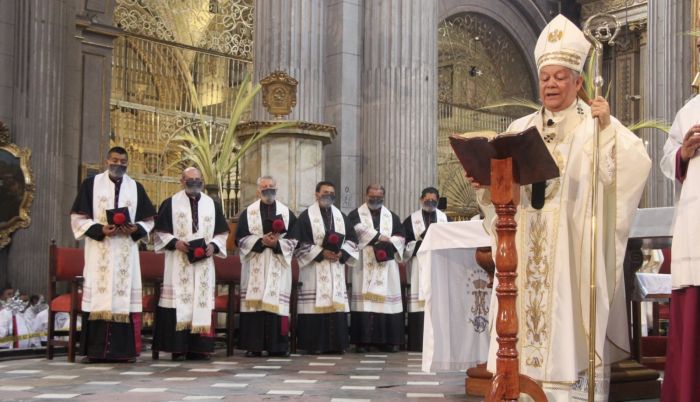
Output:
[185, 179, 204, 195]
[422, 199, 438, 212]
[261, 188, 277, 203]
[108, 164, 127, 178]
[319, 194, 336, 207]
[367, 198, 384, 210]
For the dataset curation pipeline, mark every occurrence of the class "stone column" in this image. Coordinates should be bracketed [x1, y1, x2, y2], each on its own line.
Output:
[3, 0, 117, 295]
[252, 0, 326, 122]
[324, 0, 362, 213]
[243, 0, 329, 212]
[361, 0, 438, 218]
[645, 0, 693, 206]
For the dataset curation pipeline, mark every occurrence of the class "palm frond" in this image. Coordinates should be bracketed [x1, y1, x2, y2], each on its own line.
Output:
[626, 119, 671, 134]
[479, 98, 540, 112]
[685, 30, 700, 37]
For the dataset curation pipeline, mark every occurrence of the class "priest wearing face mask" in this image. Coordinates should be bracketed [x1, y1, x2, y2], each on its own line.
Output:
[402, 187, 449, 352]
[469, 15, 650, 401]
[291, 181, 359, 354]
[70, 146, 156, 362]
[347, 184, 406, 353]
[234, 175, 298, 357]
[152, 167, 229, 361]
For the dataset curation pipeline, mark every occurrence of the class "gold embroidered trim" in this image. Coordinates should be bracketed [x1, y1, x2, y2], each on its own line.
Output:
[537, 51, 582, 68]
[362, 292, 386, 303]
[261, 302, 280, 314]
[190, 325, 211, 334]
[176, 321, 192, 331]
[245, 300, 263, 310]
[88, 311, 130, 323]
[314, 303, 345, 314]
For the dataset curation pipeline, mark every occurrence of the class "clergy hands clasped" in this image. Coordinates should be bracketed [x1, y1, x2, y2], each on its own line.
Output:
[680, 124, 700, 162]
[175, 240, 190, 253]
[589, 96, 611, 130]
[102, 224, 118, 237]
[323, 249, 342, 262]
[118, 223, 138, 235]
[262, 232, 280, 248]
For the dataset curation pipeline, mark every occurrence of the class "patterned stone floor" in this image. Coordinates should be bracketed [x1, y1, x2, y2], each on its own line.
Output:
[0, 349, 481, 401]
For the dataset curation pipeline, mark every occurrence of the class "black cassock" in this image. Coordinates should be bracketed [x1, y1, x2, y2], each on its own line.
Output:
[70, 174, 156, 361]
[235, 201, 297, 355]
[402, 209, 446, 352]
[151, 194, 228, 357]
[347, 208, 406, 349]
[290, 206, 357, 354]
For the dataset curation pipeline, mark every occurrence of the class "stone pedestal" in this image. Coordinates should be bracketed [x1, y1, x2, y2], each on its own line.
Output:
[237, 122, 336, 213]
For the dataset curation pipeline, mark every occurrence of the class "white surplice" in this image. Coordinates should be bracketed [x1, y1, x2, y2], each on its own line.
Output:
[295, 203, 359, 314]
[154, 191, 227, 333]
[70, 172, 154, 322]
[238, 200, 297, 316]
[350, 204, 405, 314]
[403, 209, 448, 313]
[660, 95, 700, 289]
[478, 100, 650, 401]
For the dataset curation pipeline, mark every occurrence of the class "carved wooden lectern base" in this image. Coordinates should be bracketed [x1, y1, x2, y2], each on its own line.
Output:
[485, 158, 546, 402]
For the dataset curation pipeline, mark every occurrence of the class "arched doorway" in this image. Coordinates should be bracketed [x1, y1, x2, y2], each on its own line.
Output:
[437, 12, 537, 219]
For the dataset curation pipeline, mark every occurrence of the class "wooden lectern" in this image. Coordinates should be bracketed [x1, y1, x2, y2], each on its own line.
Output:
[450, 127, 559, 402]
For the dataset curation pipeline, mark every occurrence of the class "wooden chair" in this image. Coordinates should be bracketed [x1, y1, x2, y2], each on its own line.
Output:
[138, 251, 164, 359]
[214, 255, 241, 356]
[46, 241, 84, 362]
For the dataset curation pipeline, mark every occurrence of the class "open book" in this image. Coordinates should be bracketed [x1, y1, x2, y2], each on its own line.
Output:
[448, 126, 559, 186]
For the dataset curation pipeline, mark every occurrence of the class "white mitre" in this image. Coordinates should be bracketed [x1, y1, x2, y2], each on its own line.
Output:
[534, 14, 591, 73]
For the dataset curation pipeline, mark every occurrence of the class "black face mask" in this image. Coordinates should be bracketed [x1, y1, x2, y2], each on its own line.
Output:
[319, 194, 335, 207]
[185, 179, 204, 195]
[422, 199, 438, 212]
[261, 188, 277, 203]
[367, 198, 384, 210]
[108, 164, 127, 178]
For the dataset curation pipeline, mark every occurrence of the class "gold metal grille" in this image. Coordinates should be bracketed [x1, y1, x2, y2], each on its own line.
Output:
[110, 34, 252, 213]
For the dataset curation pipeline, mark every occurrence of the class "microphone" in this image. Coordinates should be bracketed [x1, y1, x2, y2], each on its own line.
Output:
[531, 181, 546, 210]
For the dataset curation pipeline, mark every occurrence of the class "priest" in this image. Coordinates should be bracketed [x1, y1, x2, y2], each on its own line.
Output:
[291, 181, 359, 354]
[70, 146, 156, 362]
[347, 184, 405, 353]
[659, 39, 700, 399]
[402, 187, 449, 352]
[470, 15, 650, 401]
[152, 167, 228, 361]
[235, 175, 297, 357]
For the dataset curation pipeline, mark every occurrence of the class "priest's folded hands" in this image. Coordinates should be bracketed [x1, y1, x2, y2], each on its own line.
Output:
[322, 249, 341, 262]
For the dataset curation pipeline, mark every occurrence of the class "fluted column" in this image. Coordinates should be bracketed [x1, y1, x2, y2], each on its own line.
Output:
[361, 0, 437, 217]
[644, 0, 693, 207]
[6, 0, 75, 294]
[252, 0, 325, 122]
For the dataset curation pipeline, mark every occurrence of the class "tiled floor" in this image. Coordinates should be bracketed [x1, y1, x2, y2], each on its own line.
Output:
[0, 350, 481, 401]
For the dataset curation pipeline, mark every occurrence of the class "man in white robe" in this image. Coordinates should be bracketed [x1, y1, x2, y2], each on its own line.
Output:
[153, 167, 228, 361]
[348, 184, 406, 353]
[70, 146, 156, 362]
[470, 15, 650, 401]
[291, 181, 359, 354]
[402, 187, 449, 352]
[659, 40, 700, 398]
[235, 175, 297, 357]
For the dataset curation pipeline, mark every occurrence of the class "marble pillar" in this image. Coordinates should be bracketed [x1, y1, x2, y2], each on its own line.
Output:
[245, 0, 333, 213]
[324, 0, 362, 213]
[2, 0, 117, 295]
[644, 0, 693, 206]
[361, 0, 438, 218]
[252, 0, 326, 123]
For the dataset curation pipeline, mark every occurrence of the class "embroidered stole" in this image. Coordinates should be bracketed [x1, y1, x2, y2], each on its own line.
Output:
[357, 205, 394, 302]
[409, 209, 447, 309]
[308, 203, 347, 313]
[242, 200, 295, 315]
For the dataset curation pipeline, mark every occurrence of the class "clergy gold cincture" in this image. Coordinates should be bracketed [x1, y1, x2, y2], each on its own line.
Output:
[582, 13, 621, 402]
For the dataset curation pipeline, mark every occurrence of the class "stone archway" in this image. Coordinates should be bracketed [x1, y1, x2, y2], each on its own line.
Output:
[437, 3, 544, 219]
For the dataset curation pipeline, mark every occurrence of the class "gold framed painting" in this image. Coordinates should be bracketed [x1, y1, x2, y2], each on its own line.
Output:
[0, 122, 35, 248]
